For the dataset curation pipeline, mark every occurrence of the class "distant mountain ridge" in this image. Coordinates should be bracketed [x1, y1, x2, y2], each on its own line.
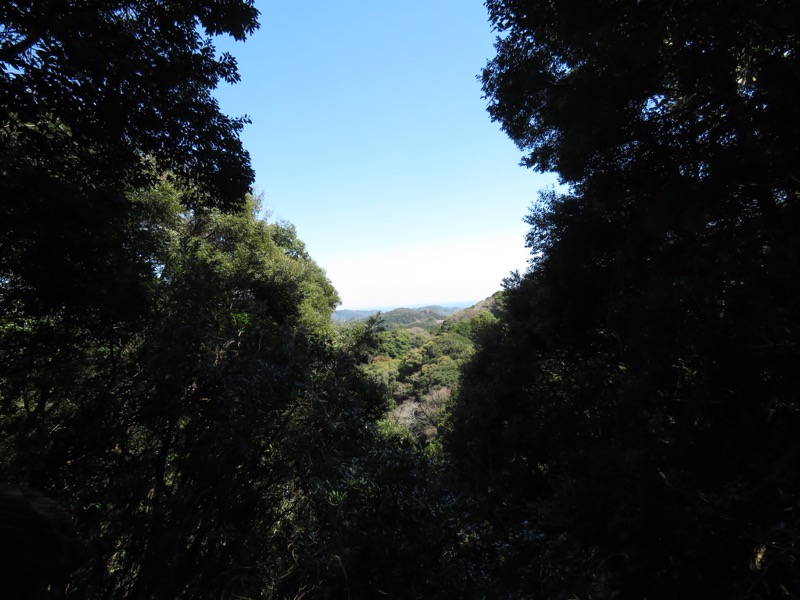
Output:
[332, 304, 465, 325]
[332, 309, 381, 322]
[332, 298, 504, 330]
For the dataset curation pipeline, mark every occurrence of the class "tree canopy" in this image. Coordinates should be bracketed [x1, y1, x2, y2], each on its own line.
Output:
[445, 1, 800, 597]
[1, 0, 256, 206]
[1, 0, 257, 322]
[1, 187, 394, 598]
[3, 1, 800, 598]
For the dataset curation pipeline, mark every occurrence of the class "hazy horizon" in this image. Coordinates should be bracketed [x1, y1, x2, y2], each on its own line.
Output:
[335, 299, 479, 313]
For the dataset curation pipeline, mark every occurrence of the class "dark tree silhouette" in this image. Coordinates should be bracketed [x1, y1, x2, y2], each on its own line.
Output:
[446, 1, 800, 597]
[1, 0, 257, 322]
[0, 485, 83, 599]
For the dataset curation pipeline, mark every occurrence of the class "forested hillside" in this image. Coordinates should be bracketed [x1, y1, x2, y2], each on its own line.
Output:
[361, 297, 500, 443]
[2, 0, 799, 599]
[332, 305, 462, 326]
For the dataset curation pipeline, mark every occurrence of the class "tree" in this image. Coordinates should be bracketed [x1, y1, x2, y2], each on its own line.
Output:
[1, 0, 257, 321]
[1, 0, 256, 206]
[445, 1, 800, 597]
[0, 186, 395, 598]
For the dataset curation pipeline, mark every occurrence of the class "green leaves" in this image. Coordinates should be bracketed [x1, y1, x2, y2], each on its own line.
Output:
[444, 1, 800, 597]
[0, 183, 386, 598]
[1, 0, 258, 330]
[1, 0, 257, 205]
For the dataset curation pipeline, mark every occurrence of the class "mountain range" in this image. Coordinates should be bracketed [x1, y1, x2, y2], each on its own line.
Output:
[332, 304, 467, 326]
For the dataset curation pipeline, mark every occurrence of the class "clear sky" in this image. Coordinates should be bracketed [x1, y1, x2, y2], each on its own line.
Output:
[213, 1, 556, 310]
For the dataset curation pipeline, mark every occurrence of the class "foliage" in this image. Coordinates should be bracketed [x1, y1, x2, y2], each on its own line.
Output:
[0, 0, 256, 206]
[362, 308, 494, 448]
[1, 0, 257, 324]
[0, 3, 469, 597]
[375, 329, 412, 358]
[445, 1, 800, 598]
[275, 418, 463, 599]
[0, 186, 389, 598]
[9, 0, 798, 597]
[373, 307, 451, 331]
[440, 310, 497, 342]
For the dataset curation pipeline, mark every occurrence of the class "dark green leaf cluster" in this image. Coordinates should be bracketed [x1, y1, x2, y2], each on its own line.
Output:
[274, 420, 465, 599]
[444, 1, 800, 598]
[0, 187, 396, 598]
[8, 0, 800, 597]
[0, 4, 462, 597]
[1, 0, 257, 325]
[1, 0, 256, 206]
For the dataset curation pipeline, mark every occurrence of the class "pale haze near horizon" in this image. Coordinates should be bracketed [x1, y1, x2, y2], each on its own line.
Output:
[213, 1, 557, 310]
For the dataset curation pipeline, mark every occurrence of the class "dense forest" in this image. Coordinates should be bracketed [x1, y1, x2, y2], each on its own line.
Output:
[1, 0, 798, 599]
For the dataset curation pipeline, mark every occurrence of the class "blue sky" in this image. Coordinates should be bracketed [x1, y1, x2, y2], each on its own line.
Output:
[213, 1, 556, 309]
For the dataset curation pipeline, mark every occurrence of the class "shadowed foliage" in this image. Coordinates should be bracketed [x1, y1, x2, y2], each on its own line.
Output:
[445, 0, 800, 597]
